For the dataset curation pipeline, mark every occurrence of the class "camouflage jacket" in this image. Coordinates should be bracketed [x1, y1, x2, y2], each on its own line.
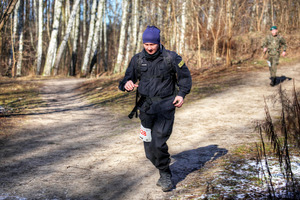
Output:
[262, 34, 287, 56]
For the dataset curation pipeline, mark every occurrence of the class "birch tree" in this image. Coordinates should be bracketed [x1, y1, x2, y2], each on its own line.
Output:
[43, 0, 63, 76]
[256, 0, 267, 32]
[124, 21, 132, 69]
[262, 0, 270, 31]
[53, 0, 80, 76]
[207, 0, 215, 31]
[36, 0, 43, 75]
[179, 0, 186, 55]
[113, 0, 129, 73]
[89, 0, 105, 75]
[103, 3, 108, 71]
[136, 1, 144, 54]
[82, 0, 87, 50]
[33, 0, 38, 35]
[0, 0, 19, 31]
[157, 0, 163, 27]
[226, 0, 233, 67]
[132, 0, 139, 54]
[9, 0, 20, 77]
[16, 0, 24, 76]
[70, 1, 81, 76]
[81, 0, 97, 76]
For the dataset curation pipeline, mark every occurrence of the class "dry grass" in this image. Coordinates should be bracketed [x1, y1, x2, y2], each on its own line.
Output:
[0, 77, 43, 136]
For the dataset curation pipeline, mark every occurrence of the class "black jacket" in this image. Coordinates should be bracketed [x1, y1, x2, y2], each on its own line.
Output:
[119, 45, 192, 113]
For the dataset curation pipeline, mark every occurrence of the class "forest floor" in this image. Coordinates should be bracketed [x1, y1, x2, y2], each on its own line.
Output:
[0, 59, 300, 199]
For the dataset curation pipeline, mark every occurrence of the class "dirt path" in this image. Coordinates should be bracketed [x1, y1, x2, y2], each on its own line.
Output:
[1, 63, 300, 200]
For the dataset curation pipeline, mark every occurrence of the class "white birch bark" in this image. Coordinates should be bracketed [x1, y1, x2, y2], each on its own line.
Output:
[53, 0, 80, 76]
[207, 0, 215, 31]
[16, 0, 24, 76]
[43, 0, 63, 76]
[113, 0, 129, 73]
[82, 0, 87, 50]
[36, 0, 43, 75]
[81, 0, 97, 76]
[33, 0, 38, 36]
[250, 3, 256, 32]
[90, 0, 105, 65]
[13, 0, 20, 44]
[132, 0, 139, 54]
[103, 2, 108, 71]
[262, 0, 270, 31]
[136, 2, 144, 54]
[157, 0, 163, 27]
[8, 0, 20, 76]
[123, 21, 132, 70]
[179, 0, 186, 55]
[70, 2, 80, 76]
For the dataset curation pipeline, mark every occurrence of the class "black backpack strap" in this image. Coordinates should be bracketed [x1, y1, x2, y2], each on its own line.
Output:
[164, 52, 172, 71]
[162, 51, 177, 84]
[128, 53, 143, 119]
[136, 53, 143, 80]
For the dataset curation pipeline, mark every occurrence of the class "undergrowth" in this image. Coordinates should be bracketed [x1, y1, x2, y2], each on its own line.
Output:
[0, 78, 43, 135]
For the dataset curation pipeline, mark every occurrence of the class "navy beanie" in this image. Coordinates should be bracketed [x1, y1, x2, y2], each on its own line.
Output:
[142, 26, 160, 44]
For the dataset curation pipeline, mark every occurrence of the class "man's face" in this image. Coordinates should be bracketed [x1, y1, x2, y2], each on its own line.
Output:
[271, 29, 278, 36]
[143, 43, 159, 55]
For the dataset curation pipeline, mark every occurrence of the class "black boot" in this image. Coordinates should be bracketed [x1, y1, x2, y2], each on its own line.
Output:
[270, 77, 275, 86]
[156, 170, 173, 192]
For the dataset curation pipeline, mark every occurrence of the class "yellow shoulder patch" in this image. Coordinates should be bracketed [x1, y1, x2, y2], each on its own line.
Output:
[178, 60, 185, 68]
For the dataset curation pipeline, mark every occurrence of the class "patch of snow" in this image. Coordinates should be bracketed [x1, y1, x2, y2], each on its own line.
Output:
[0, 106, 5, 113]
[0, 194, 27, 200]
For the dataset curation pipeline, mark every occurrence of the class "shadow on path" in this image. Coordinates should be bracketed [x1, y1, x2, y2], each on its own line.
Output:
[170, 144, 228, 187]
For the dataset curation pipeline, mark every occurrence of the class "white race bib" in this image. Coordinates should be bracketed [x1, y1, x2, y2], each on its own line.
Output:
[140, 124, 152, 142]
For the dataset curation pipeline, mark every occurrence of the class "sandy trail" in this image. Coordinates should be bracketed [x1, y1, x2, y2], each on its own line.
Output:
[0, 63, 300, 200]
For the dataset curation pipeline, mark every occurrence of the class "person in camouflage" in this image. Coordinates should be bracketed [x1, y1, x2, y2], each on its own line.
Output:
[262, 26, 287, 86]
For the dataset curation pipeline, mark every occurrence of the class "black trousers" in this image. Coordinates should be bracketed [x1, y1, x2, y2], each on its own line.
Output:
[139, 109, 175, 172]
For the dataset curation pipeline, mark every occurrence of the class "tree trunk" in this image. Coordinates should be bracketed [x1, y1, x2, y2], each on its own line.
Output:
[171, 1, 177, 51]
[136, 0, 144, 54]
[157, 0, 163, 28]
[226, 0, 232, 67]
[43, 0, 63, 76]
[53, 0, 80, 76]
[207, 0, 215, 31]
[270, 0, 274, 25]
[33, 0, 38, 36]
[82, 0, 87, 50]
[132, 0, 139, 54]
[262, 0, 269, 31]
[9, 0, 20, 77]
[124, 21, 132, 70]
[103, 2, 108, 71]
[36, 0, 43, 75]
[193, 0, 201, 68]
[250, 3, 256, 32]
[179, 0, 186, 55]
[70, 0, 80, 76]
[16, 0, 24, 76]
[89, 0, 105, 75]
[81, 0, 97, 76]
[113, 0, 129, 73]
[256, 0, 266, 32]
[0, 0, 19, 31]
